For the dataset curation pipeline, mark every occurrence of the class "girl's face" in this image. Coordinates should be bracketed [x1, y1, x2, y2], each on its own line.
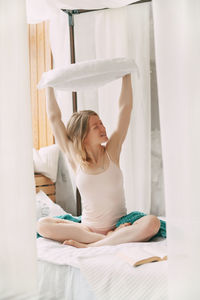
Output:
[84, 115, 108, 146]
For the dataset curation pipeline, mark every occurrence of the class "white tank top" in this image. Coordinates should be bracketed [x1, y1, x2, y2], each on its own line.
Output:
[76, 152, 127, 234]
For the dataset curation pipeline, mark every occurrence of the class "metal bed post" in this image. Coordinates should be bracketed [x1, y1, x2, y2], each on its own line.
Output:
[63, 9, 82, 216]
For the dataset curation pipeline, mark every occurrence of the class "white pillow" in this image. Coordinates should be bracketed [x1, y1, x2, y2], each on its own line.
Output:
[33, 144, 59, 182]
[37, 57, 138, 92]
[36, 190, 67, 220]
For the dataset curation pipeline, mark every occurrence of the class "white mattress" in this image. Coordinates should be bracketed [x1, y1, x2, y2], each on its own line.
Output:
[37, 237, 168, 300]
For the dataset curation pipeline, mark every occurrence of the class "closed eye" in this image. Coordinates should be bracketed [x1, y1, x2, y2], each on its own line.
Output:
[99, 121, 104, 126]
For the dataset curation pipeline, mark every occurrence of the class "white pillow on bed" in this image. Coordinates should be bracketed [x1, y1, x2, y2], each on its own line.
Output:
[36, 190, 67, 220]
[37, 57, 138, 92]
[33, 145, 59, 182]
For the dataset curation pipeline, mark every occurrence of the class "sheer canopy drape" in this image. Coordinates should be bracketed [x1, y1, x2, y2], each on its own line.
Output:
[152, 0, 200, 298]
[0, 0, 37, 298]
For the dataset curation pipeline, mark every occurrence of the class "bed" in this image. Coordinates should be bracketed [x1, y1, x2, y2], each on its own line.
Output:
[35, 173, 168, 300]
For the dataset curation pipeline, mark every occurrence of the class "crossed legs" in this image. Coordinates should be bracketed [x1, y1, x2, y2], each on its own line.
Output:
[37, 215, 160, 248]
[37, 217, 105, 244]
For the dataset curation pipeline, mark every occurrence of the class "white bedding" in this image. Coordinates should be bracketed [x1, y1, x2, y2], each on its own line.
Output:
[37, 238, 168, 300]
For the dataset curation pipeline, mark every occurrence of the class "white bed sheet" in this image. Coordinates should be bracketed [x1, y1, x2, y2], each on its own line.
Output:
[37, 238, 168, 300]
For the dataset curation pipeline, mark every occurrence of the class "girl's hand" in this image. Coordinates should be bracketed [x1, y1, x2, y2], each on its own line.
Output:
[106, 222, 132, 236]
[115, 222, 132, 231]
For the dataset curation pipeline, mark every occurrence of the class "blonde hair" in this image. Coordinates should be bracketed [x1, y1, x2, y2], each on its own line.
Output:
[66, 110, 98, 166]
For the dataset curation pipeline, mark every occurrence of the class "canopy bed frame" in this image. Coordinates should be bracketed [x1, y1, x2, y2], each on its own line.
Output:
[35, 3, 168, 300]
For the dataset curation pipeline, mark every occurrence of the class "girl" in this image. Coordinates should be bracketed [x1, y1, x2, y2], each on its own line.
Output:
[37, 74, 161, 248]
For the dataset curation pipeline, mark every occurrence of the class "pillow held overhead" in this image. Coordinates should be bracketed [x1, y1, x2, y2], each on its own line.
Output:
[37, 57, 138, 92]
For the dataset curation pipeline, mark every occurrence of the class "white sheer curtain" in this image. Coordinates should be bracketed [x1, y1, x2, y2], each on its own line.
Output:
[74, 4, 151, 213]
[0, 0, 37, 298]
[153, 0, 200, 298]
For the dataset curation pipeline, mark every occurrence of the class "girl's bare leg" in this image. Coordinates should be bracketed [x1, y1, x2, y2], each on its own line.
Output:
[64, 215, 160, 248]
[37, 217, 105, 243]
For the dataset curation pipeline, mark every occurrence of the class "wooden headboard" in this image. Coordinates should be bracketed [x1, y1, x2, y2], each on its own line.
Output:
[35, 173, 56, 202]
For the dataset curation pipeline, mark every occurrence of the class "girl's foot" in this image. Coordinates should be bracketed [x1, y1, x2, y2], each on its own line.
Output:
[63, 239, 88, 248]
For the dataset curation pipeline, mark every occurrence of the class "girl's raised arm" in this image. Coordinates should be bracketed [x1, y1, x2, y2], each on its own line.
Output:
[45, 87, 69, 153]
[107, 74, 133, 162]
